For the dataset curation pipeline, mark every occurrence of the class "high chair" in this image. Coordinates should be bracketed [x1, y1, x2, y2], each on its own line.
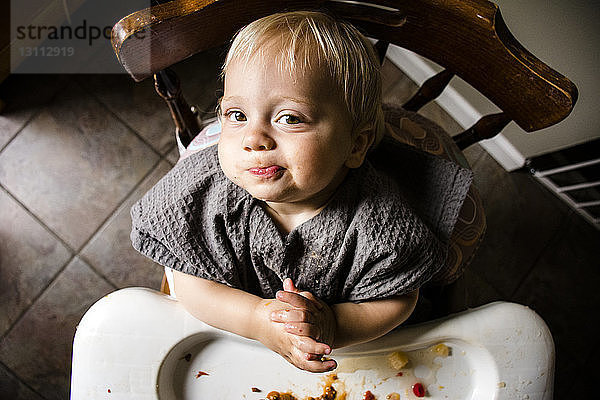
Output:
[110, 0, 577, 315]
[69, 2, 577, 398]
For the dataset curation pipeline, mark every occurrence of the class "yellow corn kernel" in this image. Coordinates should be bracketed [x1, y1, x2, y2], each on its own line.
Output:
[429, 343, 450, 357]
[388, 351, 409, 369]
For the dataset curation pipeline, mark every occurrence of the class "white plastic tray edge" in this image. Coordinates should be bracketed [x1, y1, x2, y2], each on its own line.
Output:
[70, 287, 554, 400]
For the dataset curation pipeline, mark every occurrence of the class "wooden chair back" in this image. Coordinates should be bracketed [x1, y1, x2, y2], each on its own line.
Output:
[112, 0, 577, 148]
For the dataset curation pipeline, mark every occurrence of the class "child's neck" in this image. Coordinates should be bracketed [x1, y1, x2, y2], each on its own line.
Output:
[260, 168, 350, 234]
[262, 170, 348, 234]
[262, 201, 327, 235]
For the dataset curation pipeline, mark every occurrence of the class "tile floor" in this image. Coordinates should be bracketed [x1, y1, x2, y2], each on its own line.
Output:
[1, 51, 598, 399]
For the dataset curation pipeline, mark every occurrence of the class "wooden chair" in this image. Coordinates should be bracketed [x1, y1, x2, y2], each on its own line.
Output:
[111, 0, 577, 316]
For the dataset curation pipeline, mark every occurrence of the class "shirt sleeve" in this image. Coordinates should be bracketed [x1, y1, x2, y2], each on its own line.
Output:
[343, 163, 447, 302]
[346, 215, 446, 302]
[129, 147, 245, 288]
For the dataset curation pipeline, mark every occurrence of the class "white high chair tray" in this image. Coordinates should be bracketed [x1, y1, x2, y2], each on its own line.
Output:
[71, 288, 553, 399]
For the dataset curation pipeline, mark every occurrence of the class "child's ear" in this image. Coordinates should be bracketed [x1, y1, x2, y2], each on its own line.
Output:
[345, 128, 375, 168]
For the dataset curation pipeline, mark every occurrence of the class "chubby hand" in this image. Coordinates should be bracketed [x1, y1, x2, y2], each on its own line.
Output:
[255, 296, 336, 373]
[270, 278, 337, 362]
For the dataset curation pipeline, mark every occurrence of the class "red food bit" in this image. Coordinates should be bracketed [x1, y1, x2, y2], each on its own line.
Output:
[363, 390, 375, 400]
[195, 371, 209, 378]
[252, 387, 262, 392]
[107, 389, 111, 393]
[396, 372, 403, 376]
[412, 382, 425, 397]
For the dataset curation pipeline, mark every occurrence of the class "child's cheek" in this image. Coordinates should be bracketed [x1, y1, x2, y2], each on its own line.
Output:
[217, 145, 239, 182]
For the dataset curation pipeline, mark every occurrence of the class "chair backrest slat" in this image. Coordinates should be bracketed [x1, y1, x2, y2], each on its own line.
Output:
[335, 0, 577, 132]
[403, 70, 455, 113]
[153, 68, 200, 147]
[454, 112, 512, 150]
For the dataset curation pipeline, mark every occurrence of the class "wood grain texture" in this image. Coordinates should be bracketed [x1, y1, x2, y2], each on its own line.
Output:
[111, 0, 577, 134]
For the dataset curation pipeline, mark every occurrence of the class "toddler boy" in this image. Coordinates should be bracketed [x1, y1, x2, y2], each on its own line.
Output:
[131, 11, 469, 372]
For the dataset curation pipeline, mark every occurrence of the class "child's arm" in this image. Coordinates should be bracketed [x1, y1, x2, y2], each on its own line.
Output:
[331, 291, 418, 348]
[172, 271, 336, 372]
[273, 279, 418, 349]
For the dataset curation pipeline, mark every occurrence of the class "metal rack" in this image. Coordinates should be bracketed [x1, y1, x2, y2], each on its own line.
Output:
[528, 140, 600, 229]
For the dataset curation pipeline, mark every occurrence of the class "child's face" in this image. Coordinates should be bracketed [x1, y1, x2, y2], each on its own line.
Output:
[218, 47, 369, 209]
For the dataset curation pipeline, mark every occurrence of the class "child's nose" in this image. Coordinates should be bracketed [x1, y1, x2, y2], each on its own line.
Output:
[242, 128, 276, 151]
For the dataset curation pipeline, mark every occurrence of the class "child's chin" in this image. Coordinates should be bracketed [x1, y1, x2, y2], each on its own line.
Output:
[247, 189, 287, 204]
[249, 192, 280, 202]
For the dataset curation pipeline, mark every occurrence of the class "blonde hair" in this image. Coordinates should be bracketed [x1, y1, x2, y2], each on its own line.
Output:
[222, 11, 385, 147]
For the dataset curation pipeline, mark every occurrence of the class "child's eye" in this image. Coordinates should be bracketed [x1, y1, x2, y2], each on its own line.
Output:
[276, 114, 302, 125]
[226, 110, 247, 122]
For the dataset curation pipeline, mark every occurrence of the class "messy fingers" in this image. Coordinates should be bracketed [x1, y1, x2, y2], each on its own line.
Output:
[284, 322, 320, 339]
[297, 291, 323, 310]
[276, 290, 313, 310]
[304, 353, 322, 361]
[294, 335, 331, 356]
[304, 358, 337, 373]
[291, 346, 336, 373]
[282, 278, 299, 293]
[282, 279, 317, 303]
[302, 357, 337, 373]
[270, 308, 312, 324]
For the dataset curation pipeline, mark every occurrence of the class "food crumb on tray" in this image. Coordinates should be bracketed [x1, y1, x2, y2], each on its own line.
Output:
[245, 342, 454, 399]
[195, 370, 209, 378]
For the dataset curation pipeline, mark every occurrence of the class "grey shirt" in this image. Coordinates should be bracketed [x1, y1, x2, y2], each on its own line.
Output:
[131, 140, 472, 303]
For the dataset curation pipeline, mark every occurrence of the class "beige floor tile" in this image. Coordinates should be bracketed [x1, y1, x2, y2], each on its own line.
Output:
[165, 143, 180, 165]
[512, 211, 600, 397]
[0, 81, 160, 250]
[462, 269, 502, 308]
[467, 152, 572, 297]
[81, 161, 172, 289]
[77, 46, 224, 156]
[76, 73, 176, 155]
[567, 342, 600, 397]
[0, 75, 69, 149]
[0, 257, 114, 400]
[0, 187, 72, 336]
[0, 363, 45, 400]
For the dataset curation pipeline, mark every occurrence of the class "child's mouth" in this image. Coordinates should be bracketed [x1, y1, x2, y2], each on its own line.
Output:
[248, 165, 284, 178]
